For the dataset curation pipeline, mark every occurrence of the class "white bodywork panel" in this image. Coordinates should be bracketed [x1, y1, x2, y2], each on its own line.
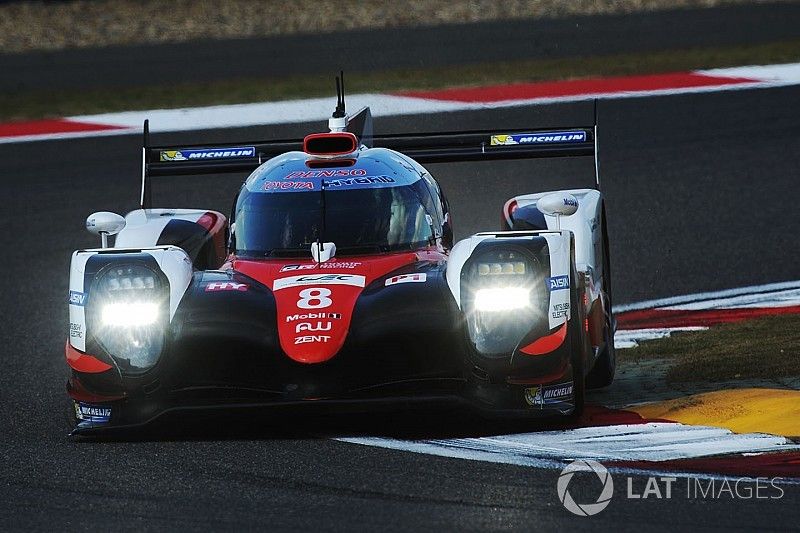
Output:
[446, 230, 573, 329]
[505, 188, 605, 308]
[115, 208, 207, 249]
[68, 246, 193, 351]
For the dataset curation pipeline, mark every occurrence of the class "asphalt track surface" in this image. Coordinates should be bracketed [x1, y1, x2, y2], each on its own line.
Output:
[1, 86, 800, 530]
[3, 2, 800, 93]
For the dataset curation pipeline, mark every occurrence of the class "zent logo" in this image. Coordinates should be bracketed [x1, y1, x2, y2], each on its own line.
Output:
[205, 282, 248, 292]
[297, 288, 333, 309]
[295, 335, 331, 344]
[548, 276, 570, 291]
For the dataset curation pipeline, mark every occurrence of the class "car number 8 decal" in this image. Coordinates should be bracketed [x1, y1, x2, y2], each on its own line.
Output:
[297, 287, 332, 309]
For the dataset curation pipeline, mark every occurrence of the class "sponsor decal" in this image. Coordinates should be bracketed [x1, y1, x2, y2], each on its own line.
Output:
[69, 322, 83, 339]
[563, 197, 579, 207]
[543, 382, 574, 400]
[285, 169, 368, 179]
[385, 273, 427, 286]
[490, 131, 587, 146]
[205, 281, 248, 292]
[524, 385, 544, 407]
[285, 312, 341, 323]
[295, 335, 331, 344]
[552, 302, 570, 319]
[159, 146, 256, 162]
[74, 402, 111, 423]
[264, 181, 314, 191]
[273, 274, 366, 291]
[68, 290, 87, 306]
[524, 381, 574, 407]
[280, 264, 317, 273]
[280, 262, 362, 272]
[326, 176, 396, 187]
[320, 261, 361, 269]
[548, 275, 570, 291]
[295, 321, 332, 333]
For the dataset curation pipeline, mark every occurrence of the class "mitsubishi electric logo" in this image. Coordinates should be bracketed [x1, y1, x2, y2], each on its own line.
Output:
[557, 460, 614, 516]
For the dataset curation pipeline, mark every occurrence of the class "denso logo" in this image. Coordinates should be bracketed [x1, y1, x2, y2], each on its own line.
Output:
[286, 312, 341, 323]
[285, 169, 367, 179]
[548, 275, 570, 291]
[68, 290, 87, 306]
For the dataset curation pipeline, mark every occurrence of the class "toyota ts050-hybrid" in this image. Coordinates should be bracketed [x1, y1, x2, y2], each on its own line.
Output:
[66, 86, 615, 434]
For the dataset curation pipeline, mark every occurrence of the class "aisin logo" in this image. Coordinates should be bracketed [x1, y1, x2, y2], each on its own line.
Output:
[557, 459, 614, 516]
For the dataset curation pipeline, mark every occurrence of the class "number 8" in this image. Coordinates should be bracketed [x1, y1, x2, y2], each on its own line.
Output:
[297, 287, 332, 309]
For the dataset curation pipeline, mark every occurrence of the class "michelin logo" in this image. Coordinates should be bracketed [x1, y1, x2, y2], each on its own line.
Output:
[490, 131, 586, 146]
[160, 147, 256, 161]
[74, 402, 111, 423]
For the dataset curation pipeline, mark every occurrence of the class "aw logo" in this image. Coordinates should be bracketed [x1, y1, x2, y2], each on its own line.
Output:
[557, 459, 614, 516]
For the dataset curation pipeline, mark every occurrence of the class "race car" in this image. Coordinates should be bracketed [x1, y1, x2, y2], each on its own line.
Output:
[66, 85, 615, 434]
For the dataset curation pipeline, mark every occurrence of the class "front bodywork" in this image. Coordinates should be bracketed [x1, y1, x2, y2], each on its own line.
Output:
[66, 230, 586, 434]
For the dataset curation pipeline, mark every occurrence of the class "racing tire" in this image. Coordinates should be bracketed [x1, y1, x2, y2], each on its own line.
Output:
[568, 272, 587, 418]
[586, 205, 616, 389]
[585, 316, 615, 389]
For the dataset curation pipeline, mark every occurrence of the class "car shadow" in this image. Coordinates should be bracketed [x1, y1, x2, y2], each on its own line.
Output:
[75, 402, 590, 443]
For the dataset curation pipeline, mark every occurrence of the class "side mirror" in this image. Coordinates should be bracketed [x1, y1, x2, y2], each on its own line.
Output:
[86, 211, 126, 248]
[537, 193, 579, 230]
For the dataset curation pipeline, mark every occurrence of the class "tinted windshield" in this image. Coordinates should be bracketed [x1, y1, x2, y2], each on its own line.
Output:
[234, 184, 435, 257]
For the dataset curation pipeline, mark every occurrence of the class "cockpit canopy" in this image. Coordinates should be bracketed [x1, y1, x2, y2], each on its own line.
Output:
[231, 148, 444, 258]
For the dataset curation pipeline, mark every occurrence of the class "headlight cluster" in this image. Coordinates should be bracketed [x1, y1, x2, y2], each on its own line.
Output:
[476, 261, 526, 276]
[464, 249, 547, 355]
[473, 287, 530, 312]
[89, 264, 167, 373]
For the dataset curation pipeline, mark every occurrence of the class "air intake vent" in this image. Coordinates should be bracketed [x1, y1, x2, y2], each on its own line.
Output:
[303, 132, 358, 156]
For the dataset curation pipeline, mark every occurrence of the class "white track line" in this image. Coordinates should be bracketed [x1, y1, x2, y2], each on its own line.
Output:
[4, 62, 800, 144]
[614, 280, 800, 313]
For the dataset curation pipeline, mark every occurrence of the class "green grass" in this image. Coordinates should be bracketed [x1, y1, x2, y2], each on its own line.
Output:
[619, 314, 800, 383]
[4, 39, 800, 121]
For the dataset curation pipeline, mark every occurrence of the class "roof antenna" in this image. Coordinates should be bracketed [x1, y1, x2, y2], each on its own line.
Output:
[329, 71, 347, 132]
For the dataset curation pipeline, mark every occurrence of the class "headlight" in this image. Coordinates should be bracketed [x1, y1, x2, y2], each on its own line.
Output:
[102, 303, 160, 327]
[463, 248, 549, 356]
[474, 287, 530, 312]
[477, 262, 526, 276]
[89, 264, 168, 374]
